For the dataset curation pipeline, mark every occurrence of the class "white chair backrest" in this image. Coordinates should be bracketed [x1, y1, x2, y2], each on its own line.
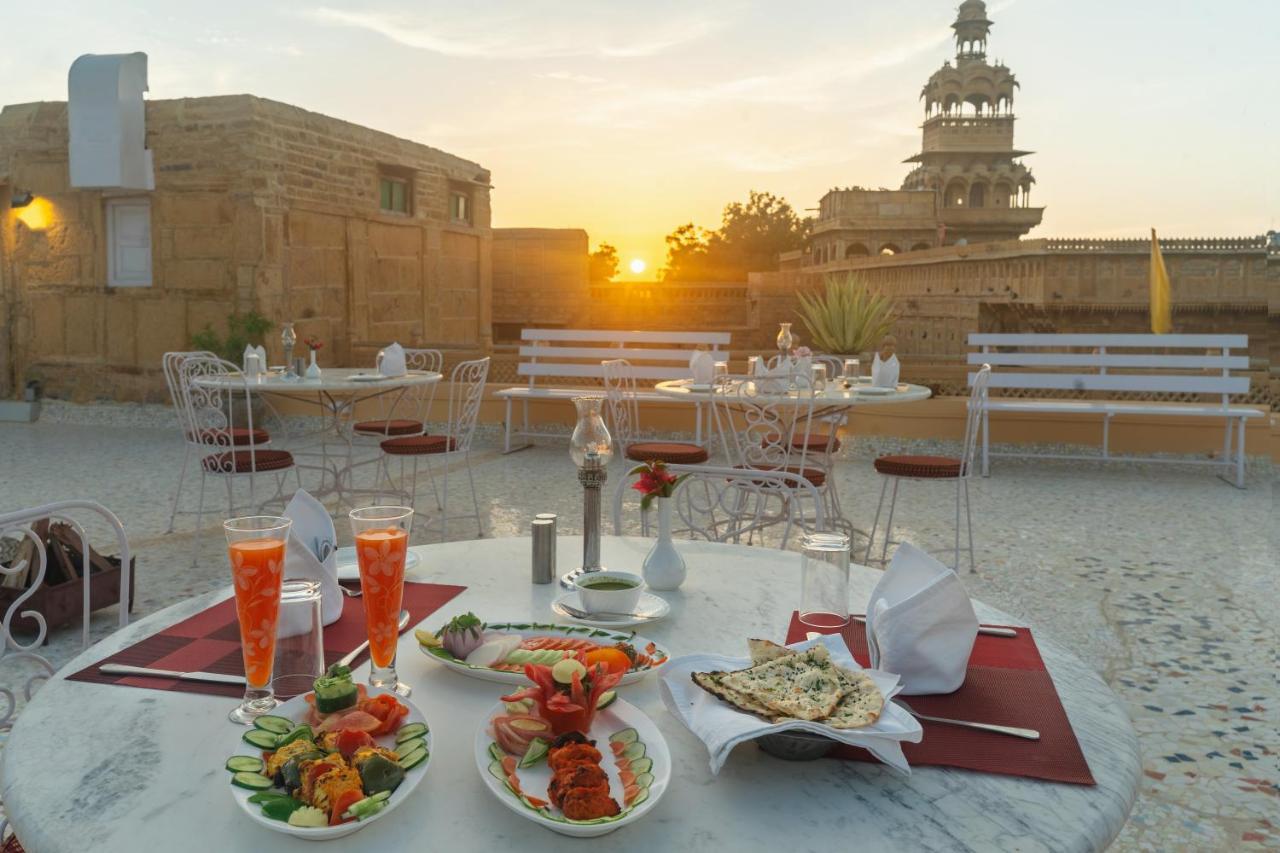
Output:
[377, 348, 444, 431]
[180, 356, 263, 472]
[601, 358, 640, 452]
[163, 350, 214, 439]
[517, 329, 731, 386]
[711, 374, 819, 474]
[446, 357, 490, 453]
[967, 334, 1251, 404]
[961, 365, 991, 478]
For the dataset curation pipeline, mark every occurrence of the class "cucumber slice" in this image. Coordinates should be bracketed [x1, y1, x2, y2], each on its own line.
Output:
[242, 729, 279, 750]
[629, 787, 650, 808]
[518, 737, 549, 769]
[628, 757, 653, 774]
[609, 727, 639, 745]
[398, 745, 428, 770]
[248, 791, 293, 805]
[621, 742, 646, 761]
[487, 742, 505, 763]
[395, 722, 428, 742]
[487, 759, 506, 781]
[253, 715, 293, 735]
[275, 725, 314, 748]
[225, 755, 265, 773]
[595, 690, 617, 710]
[230, 771, 274, 790]
[634, 771, 654, 789]
[395, 737, 426, 757]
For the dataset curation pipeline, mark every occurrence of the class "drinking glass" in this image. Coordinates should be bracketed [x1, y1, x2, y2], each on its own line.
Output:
[224, 515, 292, 724]
[350, 506, 414, 696]
[714, 361, 729, 381]
[747, 355, 760, 376]
[811, 363, 828, 392]
[271, 579, 325, 700]
[799, 532, 851, 628]
[843, 358, 860, 384]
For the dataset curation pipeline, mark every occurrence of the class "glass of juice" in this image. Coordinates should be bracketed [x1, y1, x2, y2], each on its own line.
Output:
[349, 506, 414, 696]
[224, 515, 292, 724]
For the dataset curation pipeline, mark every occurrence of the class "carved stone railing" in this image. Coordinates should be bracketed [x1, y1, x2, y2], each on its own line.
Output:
[1044, 236, 1269, 253]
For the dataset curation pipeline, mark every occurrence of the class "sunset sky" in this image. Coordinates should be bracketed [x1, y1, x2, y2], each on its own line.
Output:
[4, 0, 1275, 279]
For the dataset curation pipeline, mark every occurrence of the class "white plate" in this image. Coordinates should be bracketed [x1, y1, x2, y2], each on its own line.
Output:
[419, 621, 670, 686]
[856, 385, 896, 395]
[227, 687, 431, 840]
[348, 373, 388, 382]
[475, 698, 671, 837]
[336, 547, 420, 580]
[551, 591, 671, 628]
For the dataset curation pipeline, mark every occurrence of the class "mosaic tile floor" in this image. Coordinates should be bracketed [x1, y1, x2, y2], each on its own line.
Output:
[0, 403, 1275, 850]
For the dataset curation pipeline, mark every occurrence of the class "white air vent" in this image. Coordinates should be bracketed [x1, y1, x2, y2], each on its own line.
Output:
[68, 52, 155, 190]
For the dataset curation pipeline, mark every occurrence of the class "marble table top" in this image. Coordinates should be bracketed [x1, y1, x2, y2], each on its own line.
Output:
[655, 378, 933, 406]
[192, 367, 441, 395]
[1, 537, 1139, 852]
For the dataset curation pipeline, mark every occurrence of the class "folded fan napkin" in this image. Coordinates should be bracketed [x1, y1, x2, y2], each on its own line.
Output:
[871, 353, 900, 388]
[378, 342, 407, 377]
[279, 489, 343, 635]
[865, 542, 978, 695]
[242, 344, 267, 377]
[660, 634, 922, 775]
[752, 354, 796, 393]
[689, 350, 715, 385]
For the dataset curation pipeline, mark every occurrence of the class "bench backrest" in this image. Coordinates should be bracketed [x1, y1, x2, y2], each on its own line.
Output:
[966, 333, 1250, 401]
[517, 329, 732, 386]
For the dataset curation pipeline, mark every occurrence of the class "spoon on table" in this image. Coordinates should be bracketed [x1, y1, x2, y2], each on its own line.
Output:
[896, 700, 1040, 741]
[335, 610, 411, 668]
[556, 601, 660, 623]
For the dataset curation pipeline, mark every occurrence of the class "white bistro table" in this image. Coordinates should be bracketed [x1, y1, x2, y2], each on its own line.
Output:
[654, 377, 933, 408]
[1, 537, 1140, 853]
[192, 368, 441, 503]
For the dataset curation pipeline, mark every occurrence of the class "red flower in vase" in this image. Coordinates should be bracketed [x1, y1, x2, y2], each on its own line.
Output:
[627, 460, 687, 510]
[303, 337, 324, 352]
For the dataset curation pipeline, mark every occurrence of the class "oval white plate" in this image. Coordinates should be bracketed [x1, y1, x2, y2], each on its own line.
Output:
[227, 687, 431, 841]
[551, 591, 671, 628]
[336, 547, 420, 581]
[419, 621, 670, 686]
[856, 385, 896, 395]
[474, 697, 670, 837]
[348, 373, 389, 382]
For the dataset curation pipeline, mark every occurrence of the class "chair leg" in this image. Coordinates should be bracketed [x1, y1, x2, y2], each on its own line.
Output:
[167, 445, 192, 534]
[193, 470, 208, 567]
[981, 409, 990, 477]
[864, 476, 889, 563]
[964, 479, 976, 572]
[466, 454, 482, 536]
[953, 478, 962, 572]
[1235, 417, 1246, 489]
[440, 459, 450, 541]
[424, 453, 443, 510]
[880, 479, 900, 564]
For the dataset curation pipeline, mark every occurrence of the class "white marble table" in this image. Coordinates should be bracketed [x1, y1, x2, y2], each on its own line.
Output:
[1, 537, 1139, 852]
[654, 377, 933, 407]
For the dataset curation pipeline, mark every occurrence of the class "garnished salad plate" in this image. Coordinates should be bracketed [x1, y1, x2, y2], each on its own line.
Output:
[335, 546, 419, 581]
[474, 658, 671, 837]
[224, 665, 431, 840]
[417, 612, 670, 686]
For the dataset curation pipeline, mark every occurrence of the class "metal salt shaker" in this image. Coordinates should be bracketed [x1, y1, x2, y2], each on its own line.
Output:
[531, 514, 556, 584]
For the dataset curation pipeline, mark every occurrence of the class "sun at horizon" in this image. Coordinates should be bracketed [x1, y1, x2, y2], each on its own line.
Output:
[628, 258, 647, 275]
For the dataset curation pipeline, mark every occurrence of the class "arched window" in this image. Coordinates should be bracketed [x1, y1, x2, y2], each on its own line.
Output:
[880, 243, 901, 256]
[944, 178, 967, 208]
[845, 243, 870, 258]
[968, 182, 987, 208]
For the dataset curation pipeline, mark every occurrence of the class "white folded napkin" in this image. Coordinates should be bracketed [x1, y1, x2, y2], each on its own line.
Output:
[660, 634, 922, 775]
[864, 543, 977, 695]
[243, 344, 267, 377]
[279, 490, 343, 635]
[753, 354, 793, 393]
[378, 342, 407, 377]
[871, 353, 900, 388]
[689, 350, 715, 385]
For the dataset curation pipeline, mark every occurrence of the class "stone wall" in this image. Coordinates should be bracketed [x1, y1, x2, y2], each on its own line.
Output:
[491, 228, 589, 338]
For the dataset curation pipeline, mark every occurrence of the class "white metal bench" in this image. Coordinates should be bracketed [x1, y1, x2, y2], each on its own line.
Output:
[968, 333, 1265, 488]
[496, 329, 732, 453]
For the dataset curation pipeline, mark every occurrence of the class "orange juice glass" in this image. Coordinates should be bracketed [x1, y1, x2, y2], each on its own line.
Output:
[223, 515, 291, 724]
[349, 506, 413, 696]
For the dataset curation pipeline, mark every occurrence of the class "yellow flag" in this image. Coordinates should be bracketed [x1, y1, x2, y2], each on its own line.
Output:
[1149, 228, 1172, 334]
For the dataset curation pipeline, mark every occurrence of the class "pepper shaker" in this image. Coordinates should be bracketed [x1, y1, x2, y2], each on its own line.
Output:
[531, 514, 556, 584]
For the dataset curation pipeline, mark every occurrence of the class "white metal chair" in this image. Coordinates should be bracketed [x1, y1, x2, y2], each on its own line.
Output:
[180, 356, 298, 562]
[0, 500, 132, 848]
[376, 357, 490, 540]
[162, 350, 221, 533]
[351, 348, 444, 440]
[864, 364, 991, 572]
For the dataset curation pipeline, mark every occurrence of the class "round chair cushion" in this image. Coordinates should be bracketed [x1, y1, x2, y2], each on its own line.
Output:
[201, 449, 294, 473]
[354, 419, 422, 437]
[625, 442, 709, 465]
[380, 434, 457, 455]
[189, 427, 270, 446]
[873, 454, 962, 479]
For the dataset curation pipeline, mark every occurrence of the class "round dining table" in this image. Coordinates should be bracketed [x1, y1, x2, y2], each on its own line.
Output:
[1, 537, 1140, 852]
[654, 377, 934, 408]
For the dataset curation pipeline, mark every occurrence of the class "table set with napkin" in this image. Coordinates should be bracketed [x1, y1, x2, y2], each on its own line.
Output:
[377, 342, 408, 378]
[278, 490, 344, 635]
[871, 352, 900, 388]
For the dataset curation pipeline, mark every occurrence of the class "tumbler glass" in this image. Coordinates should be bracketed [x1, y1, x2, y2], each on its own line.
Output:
[350, 506, 414, 696]
[271, 579, 325, 699]
[224, 515, 291, 724]
[799, 532, 851, 628]
[843, 358, 860, 385]
[714, 361, 729, 382]
[811, 363, 828, 393]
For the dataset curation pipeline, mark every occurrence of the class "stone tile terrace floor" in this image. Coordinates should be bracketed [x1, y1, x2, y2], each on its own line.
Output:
[0, 403, 1275, 851]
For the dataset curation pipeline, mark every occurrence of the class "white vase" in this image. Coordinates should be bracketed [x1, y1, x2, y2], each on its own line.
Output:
[305, 350, 322, 380]
[642, 497, 686, 591]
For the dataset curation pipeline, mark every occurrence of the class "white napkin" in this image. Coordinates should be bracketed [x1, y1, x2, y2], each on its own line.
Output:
[864, 543, 977, 695]
[378, 342, 407, 377]
[871, 353, 899, 388]
[689, 350, 715, 385]
[660, 634, 922, 775]
[243, 344, 266, 376]
[279, 490, 343, 635]
[753, 354, 792, 393]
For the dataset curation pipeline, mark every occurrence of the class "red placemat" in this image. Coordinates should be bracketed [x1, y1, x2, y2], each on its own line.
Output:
[786, 613, 1095, 785]
[66, 582, 465, 698]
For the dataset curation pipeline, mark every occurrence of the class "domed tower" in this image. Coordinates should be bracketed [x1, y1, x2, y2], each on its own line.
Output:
[901, 1, 1043, 243]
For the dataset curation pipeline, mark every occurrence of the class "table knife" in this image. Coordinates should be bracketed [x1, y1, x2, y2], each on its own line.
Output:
[99, 664, 246, 686]
[851, 614, 1018, 638]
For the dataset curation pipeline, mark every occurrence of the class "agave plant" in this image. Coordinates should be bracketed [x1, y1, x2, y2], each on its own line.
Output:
[795, 273, 896, 355]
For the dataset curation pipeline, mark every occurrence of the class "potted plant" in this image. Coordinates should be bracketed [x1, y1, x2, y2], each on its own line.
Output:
[795, 272, 895, 362]
[629, 461, 689, 591]
[190, 311, 275, 423]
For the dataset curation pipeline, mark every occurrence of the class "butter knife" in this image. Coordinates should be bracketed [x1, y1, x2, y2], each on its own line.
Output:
[852, 614, 1018, 638]
[99, 664, 246, 686]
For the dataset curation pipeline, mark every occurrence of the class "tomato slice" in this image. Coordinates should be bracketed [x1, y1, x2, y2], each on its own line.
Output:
[329, 788, 363, 825]
[335, 728, 375, 758]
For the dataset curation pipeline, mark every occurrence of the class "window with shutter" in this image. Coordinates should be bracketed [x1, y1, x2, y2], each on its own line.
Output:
[106, 198, 152, 287]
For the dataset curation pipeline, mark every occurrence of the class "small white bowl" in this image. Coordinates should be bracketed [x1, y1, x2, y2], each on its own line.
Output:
[575, 571, 645, 615]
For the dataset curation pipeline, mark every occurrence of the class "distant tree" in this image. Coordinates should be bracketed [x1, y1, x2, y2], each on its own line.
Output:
[589, 242, 620, 282]
[662, 191, 810, 281]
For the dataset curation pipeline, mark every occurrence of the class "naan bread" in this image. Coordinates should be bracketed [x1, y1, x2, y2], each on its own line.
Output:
[691, 671, 776, 720]
[719, 646, 844, 721]
[823, 666, 883, 729]
[747, 638, 796, 665]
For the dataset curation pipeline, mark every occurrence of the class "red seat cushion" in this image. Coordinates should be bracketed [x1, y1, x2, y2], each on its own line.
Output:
[354, 419, 422, 437]
[189, 427, 270, 446]
[873, 454, 962, 479]
[733, 464, 826, 488]
[380, 434, 457, 455]
[625, 442, 709, 465]
[762, 433, 842, 453]
[201, 449, 294, 473]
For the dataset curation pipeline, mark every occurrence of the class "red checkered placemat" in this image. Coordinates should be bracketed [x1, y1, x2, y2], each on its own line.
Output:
[786, 613, 1096, 785]
[67, 582, 465, 699]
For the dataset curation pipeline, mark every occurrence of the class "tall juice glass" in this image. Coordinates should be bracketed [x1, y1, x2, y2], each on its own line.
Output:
[350, 506, 413, 696]
[224, 515, 292, 724]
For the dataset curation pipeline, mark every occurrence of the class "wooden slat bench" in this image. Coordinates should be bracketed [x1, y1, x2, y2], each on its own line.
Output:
[967, 333, 1265, 487]
[495, 329, 732, 453]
